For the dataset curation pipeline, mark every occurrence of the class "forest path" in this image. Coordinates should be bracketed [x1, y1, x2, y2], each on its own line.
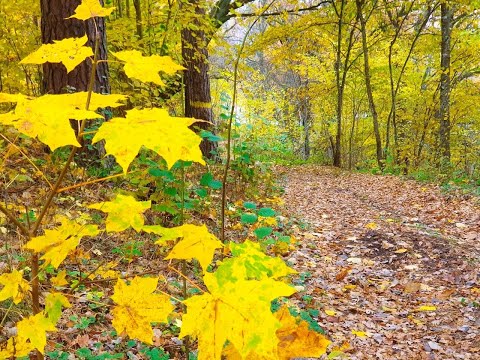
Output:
[280, 165, 479, 359]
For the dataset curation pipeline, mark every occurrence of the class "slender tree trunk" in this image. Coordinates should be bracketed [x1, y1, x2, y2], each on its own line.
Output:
[116, 0, 123, 18]
[181, 0, 215, 158]
[41, 0, 109, 95]
[349, 99, 358, 170]
[438, 2, 453, 165]
[333, 0, 345, 167]
[126, 0, 130, 17]
[133, 0, 143, 39]
[356, 0, 384, 169]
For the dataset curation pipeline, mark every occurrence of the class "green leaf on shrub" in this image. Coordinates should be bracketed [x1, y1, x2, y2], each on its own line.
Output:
[200, 173, 213, 185]
[195, 188, 208, 198]
[208, 180, 222, 190]
[241, 213, 258, 224]
[148, 168, 175, 181]
[254, 227, 273, 239]
[243, 201, 257, 210]
[200, 130, 223, 142]
[200, 172, 223, 190]
[258, 207, 276, 217]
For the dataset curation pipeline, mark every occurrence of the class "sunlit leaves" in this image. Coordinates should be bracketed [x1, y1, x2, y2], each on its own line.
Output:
[0, 92, 127, 150]
[92, 108, 205, 172]
[216, 240, 296, 282]
[144, 224, 223, 271]
[24, 218, 99, 268]
[112, 50, 185, 86]
[181, 272, 296, 360]
[274, 305, 330, 359]
[223, 305, 330, 359]
[111, 277, 174, 344]
[69, 0, 115, 20]
[88, 194, 151, 232]
[0, 270, 30, 304]
[20, 36, 93, 72]
[0, 313, 57, 357]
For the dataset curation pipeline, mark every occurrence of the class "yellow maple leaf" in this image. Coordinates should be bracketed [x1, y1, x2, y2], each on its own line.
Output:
[69, 0, 115, 20]
[415, 305, 437, 312]
[0, 92, 126, 151]
[88, 261, 119, 279]
[92, 108, 205, 172]
[20, 36, 93, 73]
[50, 270, 68, 287]
[181, 272, 296, 360]
[144, 224, 223, 272]
[0, 270, 30, 304]
[365, 222, 378, 230]
[215, 240, 296, 281]
[11, 313, 58, 355]
[112, 50, 185, 86]
[111, 277, 174, 344]
[351, 330, 370, 338]
[24, 217, 99, 268]
[88, 194, 151, 232]
[265, 305, 330, 360]
[0, 93, 25, 103]
[325, 309, 337, 316]
[44, 292, 71, 324]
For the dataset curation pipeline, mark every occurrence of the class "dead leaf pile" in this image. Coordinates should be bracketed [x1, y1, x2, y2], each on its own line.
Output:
[281, 165, 479, 359]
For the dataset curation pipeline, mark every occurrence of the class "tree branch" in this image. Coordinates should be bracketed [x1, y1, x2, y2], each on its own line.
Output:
[237, 1, 331, 18]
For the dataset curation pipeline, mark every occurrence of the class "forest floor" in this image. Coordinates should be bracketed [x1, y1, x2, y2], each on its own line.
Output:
[280, 165, 480, 360]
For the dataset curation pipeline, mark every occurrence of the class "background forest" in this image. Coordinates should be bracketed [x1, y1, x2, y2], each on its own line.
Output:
[1, 0, 480, 183]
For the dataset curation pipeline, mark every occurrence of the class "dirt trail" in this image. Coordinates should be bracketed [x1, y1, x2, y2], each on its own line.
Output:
[281, 165, 479, 359]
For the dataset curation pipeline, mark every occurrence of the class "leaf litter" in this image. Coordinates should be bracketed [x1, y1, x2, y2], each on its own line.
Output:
[280, 165, 479, 359]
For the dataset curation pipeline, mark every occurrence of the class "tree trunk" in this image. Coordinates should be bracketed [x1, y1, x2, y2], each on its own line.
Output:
[41, 0, 110, 166]
[126, 0, 130, 17]
[181, 0, 215, 158]
[116, 0, 123, 18]
[133, 0, 143, 39]
[438, 2, 453, 165]
[333, 0, 345, 167]
[356, 0, 384, 169]
[41, 0, 110, 95]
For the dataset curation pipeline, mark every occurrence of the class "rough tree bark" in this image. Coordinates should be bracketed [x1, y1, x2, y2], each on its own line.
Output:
[41, 0, 110, 96]
[178, 0, 255, 159]
[133, 0, 143, 40]
[181, 0, 215, 158]
[41, 0, 110, 164]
